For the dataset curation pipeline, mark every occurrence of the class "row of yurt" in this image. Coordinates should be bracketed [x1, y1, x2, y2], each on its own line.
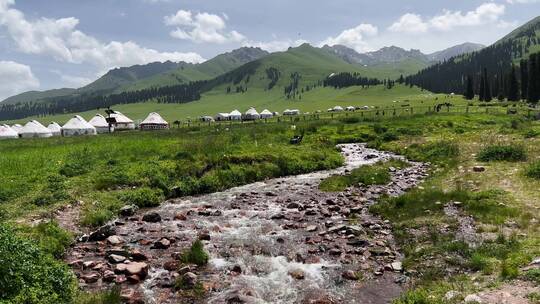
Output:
[0, 124, 18, 139]
[62, 115, 97, 137]
[140, 112, 169, 130]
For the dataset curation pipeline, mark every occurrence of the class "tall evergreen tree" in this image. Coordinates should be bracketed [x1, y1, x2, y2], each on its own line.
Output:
[464, 75, 475, 100]
[484, 68, 492, 101]
[508, 64, 520, 101]
[520, 59, 528, 101]
[479, 72, 486, 101]
[528, 54, 539, 103]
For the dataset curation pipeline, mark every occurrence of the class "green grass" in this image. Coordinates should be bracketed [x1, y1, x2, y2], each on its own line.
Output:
[319, 159, 408, 192]
[525, 161, 540, 179]
[180, 240, 209, 266]
[477, 144, 527, 162]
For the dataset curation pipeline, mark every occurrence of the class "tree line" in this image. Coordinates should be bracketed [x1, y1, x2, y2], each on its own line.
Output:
[323, 72, 381, 89]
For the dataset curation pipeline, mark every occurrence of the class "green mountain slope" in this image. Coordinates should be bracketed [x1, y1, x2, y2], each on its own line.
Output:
[1, 88, 76, 105]
[406, 15, 540, 94]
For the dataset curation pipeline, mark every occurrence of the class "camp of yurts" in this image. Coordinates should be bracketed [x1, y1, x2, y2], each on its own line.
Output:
[19, 120, 53, 138]
[47, 122, 62, 136]
[89, 114, 113, 134]
[11, 124, 23, 133]
[140, 112, 169, 130]
[229, 110, 242, 121]
[61, 115, 97, 137]
[243, 108, 260, 121]
[110, 111, 135, 130]
[0, 124, 19, 139]
[260, 109, 273, 119]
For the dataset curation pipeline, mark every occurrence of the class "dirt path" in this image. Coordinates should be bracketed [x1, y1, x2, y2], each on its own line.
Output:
[66, 144, 430, 304]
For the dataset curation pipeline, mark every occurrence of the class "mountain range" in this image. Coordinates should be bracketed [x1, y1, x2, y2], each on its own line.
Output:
[1, 43, 483, 105]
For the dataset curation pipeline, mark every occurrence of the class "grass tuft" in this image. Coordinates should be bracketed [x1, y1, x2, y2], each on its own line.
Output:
[477, 144, 527, 162]
[180, 240, 209, 266]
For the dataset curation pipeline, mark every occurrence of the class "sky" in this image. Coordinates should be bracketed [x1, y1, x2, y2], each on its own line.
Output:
[0, 0, 539, 101]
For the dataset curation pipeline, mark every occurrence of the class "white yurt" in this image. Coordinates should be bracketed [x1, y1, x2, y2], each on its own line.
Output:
[61, 115, 97, 137]
[215, 113, 230, 121]
[260, 109, 273, 119]
[243, 108, 260, 121]
[0, 124, 19, 139]
[200, 116, 215, 122]
[346, 106, 356, 112]
[89, 114, 113, 134]
[283, 109, 300, 116]
[110, 111, 135, 130]
[19, 120, 53, 138]
[11, 124, 23, 133]
[47, 122, 62, 136]
[333, 106, 344, 112]
[140, 112, 169, 130]
[229, 110, 242, 121]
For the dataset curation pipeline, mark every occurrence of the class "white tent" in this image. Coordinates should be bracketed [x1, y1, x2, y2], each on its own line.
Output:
[89, 114, 113, 134]
[110, 111, 135, 130]
[0, 124, 18, 139]
[11, 124, 23, 133]
[62, 115, 97, 137]
[260, 109, 273, 119]
[283, 109, 300, 116]
[243, 108, 260, 121]
[346, 106, 356, 112]
[333, 106, 344, 112]
[19, 120, 53, 138]
[140, 112, 169, 130]
[47, 122, 62, 136]
[200, 116, 215, 122]
[229, 110, 242, 121]
[215, 113, 230, 121]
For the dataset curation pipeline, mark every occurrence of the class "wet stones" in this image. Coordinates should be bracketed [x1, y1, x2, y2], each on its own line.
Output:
[342, 270, 358, 280]
[107, 235, 124, 245]
[288, 269, 305, 280]
[108, 254, 127, 264]
[181, 272, 198, 288]
[306, 225, 318, 232]
[174, 212, 187, 220]
[119, 205, 138, 217]
[88, 224, 115, 242]
[81, 273, 100, 283]
[286, 202, 301, 209]
[142, 212, 161, 223]
[152, 238, 171, 249]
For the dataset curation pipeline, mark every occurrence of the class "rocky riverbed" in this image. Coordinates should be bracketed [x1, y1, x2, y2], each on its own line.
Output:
[66, 144, 430, 304]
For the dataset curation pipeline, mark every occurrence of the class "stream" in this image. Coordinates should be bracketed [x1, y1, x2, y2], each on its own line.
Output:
[66, 144, 429, 304]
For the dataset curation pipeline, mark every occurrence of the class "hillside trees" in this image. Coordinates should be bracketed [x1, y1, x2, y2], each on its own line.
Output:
[465, 75, 475, 100]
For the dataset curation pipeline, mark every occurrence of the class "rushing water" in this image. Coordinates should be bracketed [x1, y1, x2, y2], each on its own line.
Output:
[68, 144, 429, 304]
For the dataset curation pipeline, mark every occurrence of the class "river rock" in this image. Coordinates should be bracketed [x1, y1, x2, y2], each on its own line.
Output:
[342, 270, 357, 280]
[88, 224, 115, 242]
[152, 238, 171, 249]
[108, 254, 127, 263]
[163, 260, 178, 271]
[125, 262, 149, 278]
[142, 212, 161, 223]
[391, 262, 403, 272]
[464, 294, 482, 303]
[288, 269, 305, 280]
[82, 273, 100, 283]
[181, 272, 198, 288]
[120, 205, 138, 217]
[174, 212, 187, 220]
[287, 202, 301, 209]
[130, 249, 149, 261]
[306, 225, 318, 232]
[107, 235, 124, 245]
[103, 270, 116, 282]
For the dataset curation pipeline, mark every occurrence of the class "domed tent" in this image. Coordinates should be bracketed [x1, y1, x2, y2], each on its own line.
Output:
[11, 124, 23, 133]
[0, 124, 19, 139]
[19, 120, 53, 138]
[110, 111, 135, 130]
[61, 115, 97, 137]
[140, 112, 169, 130]
[260, 109, 273, 119]
[283, 109, 300, 116]
[346, 106, 356, 112]
[229, 110, 242, 121]
[47, 122, 62, 136]
[243, 108, 260, 121]
[215, 113, 230, 121]
[89, 114, 113, 134]
[332, 106, 344, 112]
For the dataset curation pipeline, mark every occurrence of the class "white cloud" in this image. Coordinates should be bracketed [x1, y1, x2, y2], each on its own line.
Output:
[389, 3, 507, 34]
[0, 0, 205, 71]
[165, 10, 246, 44]
[506, 0, 539, 3]
[0, 60, 40, 100]
[319, 23, 378, 52]
[243, 39, 308, 53]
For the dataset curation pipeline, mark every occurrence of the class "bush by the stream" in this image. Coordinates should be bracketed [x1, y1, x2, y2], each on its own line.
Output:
[525, 161, 540, 179]
[180, 240, 209, 266]
[119, 187, 164, 208]
[477, 144, 527, 162]
[0, 224, 76, 304]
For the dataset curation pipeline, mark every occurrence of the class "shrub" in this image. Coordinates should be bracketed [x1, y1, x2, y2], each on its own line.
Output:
[373, 124, 388, 134]
[382, 132, 399, 142]
[405, 141, 459, 165]
[119, 187, 163, 208]
[525, 161, 540, 179]
[81, 208, 114, 227]
[0, 224, 76, 303]
[501, 260, 519, 280]
[76, 287, 121, 304]
[524, 269, 540, 285]
[180, 240, 209, 266]
[23, 221, 72, 259]
[477, 145, 527, 162]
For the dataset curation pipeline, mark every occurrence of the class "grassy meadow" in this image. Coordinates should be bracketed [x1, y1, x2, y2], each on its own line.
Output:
[0, 107, 539, 303]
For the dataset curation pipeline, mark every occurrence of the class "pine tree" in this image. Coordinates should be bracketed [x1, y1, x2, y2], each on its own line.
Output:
[508, 64, 519, 101]
[464, 75, 475, 100]
[528, 54, 539, 103]
[479, 72, 485, 101]
[484, 68, 492, 102]
[520, 59, 528, 101]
